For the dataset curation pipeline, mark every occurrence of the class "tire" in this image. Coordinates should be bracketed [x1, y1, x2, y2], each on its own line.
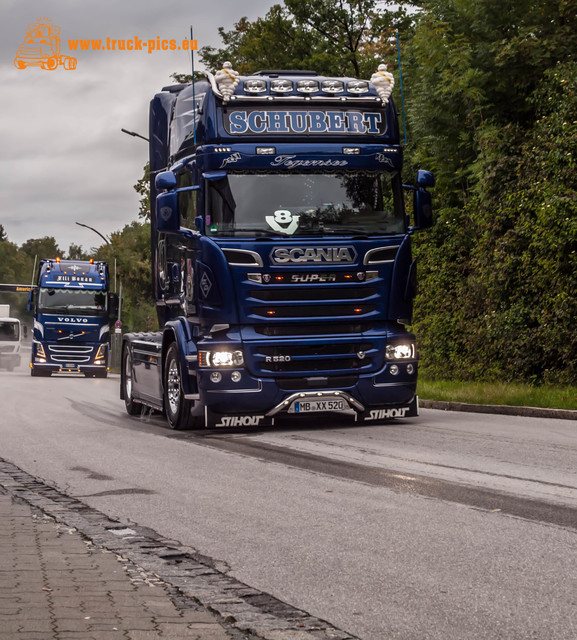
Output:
[122, 346, 141, 416]
[163, 342, 199, 429]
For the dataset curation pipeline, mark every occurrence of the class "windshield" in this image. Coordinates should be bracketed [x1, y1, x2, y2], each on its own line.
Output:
[0, 321, 19, 341]
[38, 288, 107, 315]
[205, 172, 405, 237]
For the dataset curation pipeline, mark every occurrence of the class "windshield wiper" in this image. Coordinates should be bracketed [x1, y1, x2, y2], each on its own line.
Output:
[253, 231, 292, 238]
[291, 228, 370, 239]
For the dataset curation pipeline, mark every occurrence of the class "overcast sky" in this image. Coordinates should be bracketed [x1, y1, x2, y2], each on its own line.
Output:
[1, 0, 276, 253]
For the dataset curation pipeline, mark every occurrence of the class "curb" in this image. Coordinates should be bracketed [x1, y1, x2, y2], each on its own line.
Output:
[419, 399, 577, 421]
[0, 458, 358, 640]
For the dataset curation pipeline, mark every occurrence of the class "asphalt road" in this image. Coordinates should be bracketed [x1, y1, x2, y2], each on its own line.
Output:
[1, 361, 576, 639]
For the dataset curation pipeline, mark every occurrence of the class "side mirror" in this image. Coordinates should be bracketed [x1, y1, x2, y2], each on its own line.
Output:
[414, 189, 433, 229]
[417, 170, 435, 189]
[27, 289, 35, 312]
[156, 191, 179, 232]
[108, 292, 119, 321]
[155, 171, 177, 190]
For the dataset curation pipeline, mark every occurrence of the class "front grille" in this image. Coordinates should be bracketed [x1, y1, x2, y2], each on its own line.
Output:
[250, 286, 377, 302]
[255, 323, 370, 336]
[245, 277, 381, 323]
[48, 345, 94, 363]
[251, 341, 376, 375]
[260, 343, 371, 358]
[253, 304, 375, 318]
[276, 375, 358, 390]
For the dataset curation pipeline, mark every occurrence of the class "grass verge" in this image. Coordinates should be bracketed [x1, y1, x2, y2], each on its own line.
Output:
[417, 379, 577, 411]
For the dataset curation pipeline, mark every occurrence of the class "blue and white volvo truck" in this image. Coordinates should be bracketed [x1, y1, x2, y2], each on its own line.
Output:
[29, 258, 118, 377]
[121, 63, 434, 428]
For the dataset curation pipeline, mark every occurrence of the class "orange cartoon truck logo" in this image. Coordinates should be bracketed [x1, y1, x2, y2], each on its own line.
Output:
[14, 18, 76, 70]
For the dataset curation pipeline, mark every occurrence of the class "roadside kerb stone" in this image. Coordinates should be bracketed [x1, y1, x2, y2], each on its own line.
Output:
[0, 457, 358, 640]
[419, 399, 577, 421]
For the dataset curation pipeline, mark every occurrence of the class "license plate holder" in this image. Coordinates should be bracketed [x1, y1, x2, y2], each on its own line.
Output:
[288, 398, 350, 414]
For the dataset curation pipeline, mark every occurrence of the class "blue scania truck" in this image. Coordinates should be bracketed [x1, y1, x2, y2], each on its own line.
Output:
[29, 258, 118, 377]
[120, 63, 434, 428]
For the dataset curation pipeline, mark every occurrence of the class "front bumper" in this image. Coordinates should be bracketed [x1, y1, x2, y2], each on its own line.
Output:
[204, 391, 418, 428]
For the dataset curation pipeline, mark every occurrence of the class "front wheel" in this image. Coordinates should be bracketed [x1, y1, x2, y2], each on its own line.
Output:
[163, 342, 200, 429]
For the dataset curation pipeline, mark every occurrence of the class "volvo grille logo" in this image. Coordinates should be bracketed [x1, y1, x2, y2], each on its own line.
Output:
[270, 246, 357, 265]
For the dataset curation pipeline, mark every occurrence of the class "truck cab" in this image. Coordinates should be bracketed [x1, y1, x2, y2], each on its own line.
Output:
[29, 258, 118, 377]
[0, 313, 22, 372]
[121, 64, 434, 428]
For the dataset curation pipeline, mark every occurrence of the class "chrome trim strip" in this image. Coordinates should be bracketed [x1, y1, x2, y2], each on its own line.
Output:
[222, 248, 263, 267]
[363, 245, 400, 265]
[372, 380, 416, 388]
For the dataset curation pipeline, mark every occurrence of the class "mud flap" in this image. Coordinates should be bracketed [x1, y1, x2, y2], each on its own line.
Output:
[360, 395, 419, 423]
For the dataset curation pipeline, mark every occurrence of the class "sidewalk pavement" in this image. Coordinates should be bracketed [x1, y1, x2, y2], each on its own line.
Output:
[0, 493, 236, 640]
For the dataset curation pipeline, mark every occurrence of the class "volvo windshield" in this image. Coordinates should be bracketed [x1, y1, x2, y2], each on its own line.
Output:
[38, 288, 107, 315]
[205, 172, 405, 237]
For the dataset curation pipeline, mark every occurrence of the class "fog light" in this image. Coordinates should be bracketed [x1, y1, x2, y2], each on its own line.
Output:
[210, 372, 222, 383]
[231, 371, 242, 383]
[389, 364, 399, 376]
[407, 364, 414, 375]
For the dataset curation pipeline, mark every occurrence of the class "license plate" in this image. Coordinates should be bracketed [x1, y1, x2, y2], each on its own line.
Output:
[289, 399, 348, 414]
[65, 363, 76, 368]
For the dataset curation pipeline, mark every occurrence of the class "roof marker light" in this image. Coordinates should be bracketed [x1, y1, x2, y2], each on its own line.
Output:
[322, 80, 344, 93]
[297, 79, 319, 93]
[271, 79, 293, 93]
[245, 79, 267, 93]
[347, 80, 369, 94]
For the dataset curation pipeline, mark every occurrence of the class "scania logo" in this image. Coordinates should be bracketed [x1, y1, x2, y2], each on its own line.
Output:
[270, 246, 357, 265]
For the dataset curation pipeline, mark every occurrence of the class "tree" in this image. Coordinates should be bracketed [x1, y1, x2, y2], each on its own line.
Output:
[199, 1, 411, 78]
[408, 1, 577, 384]
[67, 243, 89, 260]
[20, 237, 61, 260]
[134, 163, 151, 221]
[94, 221, 157, 333]
[404, 0, 577, 203]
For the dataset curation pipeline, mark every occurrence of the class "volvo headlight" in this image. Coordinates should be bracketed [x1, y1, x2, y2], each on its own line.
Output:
[34, 342, 47, 362]
[94, 344, 106, 363]
[385, 343, 415, 360]
[199, 350, 244, 368]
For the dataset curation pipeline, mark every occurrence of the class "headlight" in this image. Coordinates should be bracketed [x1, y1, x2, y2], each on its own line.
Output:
[385, 343, 415, 360]
[95, 344, 107, 360]
[199, 350, 244, 368]
[36, 342, 47, 358]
